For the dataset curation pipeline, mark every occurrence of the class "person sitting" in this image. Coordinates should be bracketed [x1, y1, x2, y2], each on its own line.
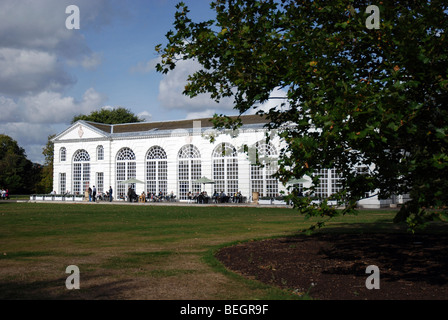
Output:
[193, 192, 199, 203]
[127, 188, 138, 202]
[203, 191, 209, 204]
[219, 191, 229, 203]
[140, 191, 146, 202]
[196, 192, 202, 204]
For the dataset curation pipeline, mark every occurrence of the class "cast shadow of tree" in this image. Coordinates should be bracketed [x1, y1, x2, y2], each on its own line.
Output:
[317, 231, 448, 287]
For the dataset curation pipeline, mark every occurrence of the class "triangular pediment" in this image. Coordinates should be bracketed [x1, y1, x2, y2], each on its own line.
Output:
[53, 121, 109, 141]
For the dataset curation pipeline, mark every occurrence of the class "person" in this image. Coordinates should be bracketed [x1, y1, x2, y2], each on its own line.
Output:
[235, 191, 242, 203]
[88, 187, 92, 202]
[92, 186, 97, 202]
[109, 186, 113, 202]
[203, 191, 209, 204]
[197, 192, 204, 204]
[212, 191, 218, 203]
[220, 190, 228, 203]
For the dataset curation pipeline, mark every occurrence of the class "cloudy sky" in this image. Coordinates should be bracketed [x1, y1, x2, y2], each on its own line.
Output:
[0, 0, 284, 164]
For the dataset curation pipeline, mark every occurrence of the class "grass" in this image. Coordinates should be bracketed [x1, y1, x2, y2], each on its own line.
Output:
[0, 202, 405, 299]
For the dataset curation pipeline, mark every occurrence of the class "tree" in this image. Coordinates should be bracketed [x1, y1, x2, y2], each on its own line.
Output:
[72, 107, 144, 124]
[36, 134, 55, 194]
[0, 134, 35, 194]
[156, 0, 448, 232]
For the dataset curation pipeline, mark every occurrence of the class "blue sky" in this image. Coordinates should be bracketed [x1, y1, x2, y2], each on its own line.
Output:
[0, 0, 238, 164]
[0, 0, 284, 164]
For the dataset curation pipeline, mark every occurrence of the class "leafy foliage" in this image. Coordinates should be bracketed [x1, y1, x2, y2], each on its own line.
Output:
[72, 107, 144, 124]
[156, 0, 448, 232]
[0, 134, 40, 194]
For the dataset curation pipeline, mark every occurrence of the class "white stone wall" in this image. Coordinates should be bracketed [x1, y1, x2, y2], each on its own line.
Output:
[52, 121, 388, 207]
[52, 122, 287, 201]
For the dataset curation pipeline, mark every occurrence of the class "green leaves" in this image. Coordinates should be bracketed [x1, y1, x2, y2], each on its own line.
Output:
[71, 107, 144, 125]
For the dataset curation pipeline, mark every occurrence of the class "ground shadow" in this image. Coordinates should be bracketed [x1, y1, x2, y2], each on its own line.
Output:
[216, 223, 448, 300]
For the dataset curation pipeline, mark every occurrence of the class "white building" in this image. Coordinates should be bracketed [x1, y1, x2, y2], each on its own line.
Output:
[51, 115, 394, 207]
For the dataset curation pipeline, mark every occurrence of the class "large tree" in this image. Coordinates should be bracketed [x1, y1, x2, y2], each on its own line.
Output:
[72, 107, 144, 124]
[156, 0, 448, 232]
[0, 134, 36, 194]
[37, 134, 56, 194]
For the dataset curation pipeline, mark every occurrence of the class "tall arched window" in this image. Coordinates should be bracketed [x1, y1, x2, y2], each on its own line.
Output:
[250, 141, 278, 197]
[97, 145, 104, 161]
[146, 146, 168, 196]
[178, 144, 201, 199]
[60, 147, 66, 162]
[73, 149, 90, 195]
[212, 142, 238, 195]
[116, 147, 136, 198]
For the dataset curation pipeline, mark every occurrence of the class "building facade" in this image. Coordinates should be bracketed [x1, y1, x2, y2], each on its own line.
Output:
[52, 115, 394, 207]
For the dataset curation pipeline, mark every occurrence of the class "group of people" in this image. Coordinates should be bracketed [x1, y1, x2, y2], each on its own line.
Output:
[1, 188, 9, 200]
[88, 186, 114, 202]
[126, 188, 177, 203]
[213, 190, 244, 203]
[188, 191, 210, 204]
[87, 186, 97, 202]
[187, 190, 244, 204]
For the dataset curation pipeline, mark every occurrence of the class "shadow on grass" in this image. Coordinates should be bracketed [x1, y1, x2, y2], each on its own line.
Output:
[0, 274, 138, 300]
[300, 221, 448, 287]
[317, 232, 448, 285]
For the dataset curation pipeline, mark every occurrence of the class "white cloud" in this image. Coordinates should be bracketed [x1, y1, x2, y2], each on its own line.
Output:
[157, 59, 234, 112]
[18, 88, 106, 124]
[185, 109, 217, 120]
[130, 57, 159, 74]
[138, 110, 153, 122]
[0, 96, 19, 122]
[0, 48, 74, 96]
[0, 122, 57, 164]
[0, 0, 116, 163]
[0, 88, 107, 163]
[157, 59, 291, 119]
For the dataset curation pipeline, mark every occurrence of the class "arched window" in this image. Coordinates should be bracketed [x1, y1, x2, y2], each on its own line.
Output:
[60, 147, 66, 162]
[178, 144, 201, 199]
[73, 149, 90, 194]
[97, 145, 104, 161]
[146, 146, 168, 196]
[250, 141, 278, 197]
[212, 143, 238, 196]
[116, 147, 136, 198]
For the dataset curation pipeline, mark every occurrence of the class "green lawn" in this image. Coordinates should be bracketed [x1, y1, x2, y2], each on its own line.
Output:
[0, 202, 402, 299]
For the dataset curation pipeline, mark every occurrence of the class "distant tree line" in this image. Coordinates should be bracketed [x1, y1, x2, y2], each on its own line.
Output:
[0, 134, 43, 194]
